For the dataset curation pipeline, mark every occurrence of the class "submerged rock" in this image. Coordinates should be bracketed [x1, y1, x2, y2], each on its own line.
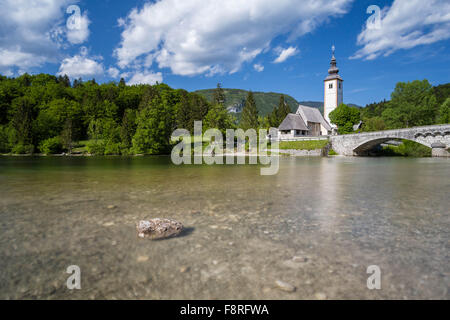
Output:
[136, 219, 184, 240]
[275, 280, 296, 293]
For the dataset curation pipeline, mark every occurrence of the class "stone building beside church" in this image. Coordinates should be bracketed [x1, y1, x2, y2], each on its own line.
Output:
[278, 46, 343, 140]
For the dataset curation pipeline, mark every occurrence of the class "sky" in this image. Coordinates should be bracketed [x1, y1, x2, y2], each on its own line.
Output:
[0, 0, 449, 106]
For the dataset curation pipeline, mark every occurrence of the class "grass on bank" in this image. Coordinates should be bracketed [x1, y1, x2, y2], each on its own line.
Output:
[328, 149, 338, 156]
[279, 140, 329, 150]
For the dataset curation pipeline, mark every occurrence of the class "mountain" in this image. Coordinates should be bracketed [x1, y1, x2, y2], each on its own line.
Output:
[195, 88, 362, 116]
[194, 89, 300, 116]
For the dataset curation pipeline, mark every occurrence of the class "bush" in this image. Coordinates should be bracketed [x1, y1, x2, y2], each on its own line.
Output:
[39, 137, 64, 154]
[328, 149, 338, 156]
[87, 141, 106, 155]
[381, 140, 431, 157]
[104, 142, 121, 155]
[12, 144, 34, 154]
[0, 125, 12, 153]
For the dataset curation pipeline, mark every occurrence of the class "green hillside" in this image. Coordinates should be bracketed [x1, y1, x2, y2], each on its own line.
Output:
[195, 88, 361, 116]
[195, 88, 301, 116]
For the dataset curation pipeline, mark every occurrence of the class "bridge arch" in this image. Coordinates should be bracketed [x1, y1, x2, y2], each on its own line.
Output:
[329, 124, 450, 157]
[352, 137, 431, 156]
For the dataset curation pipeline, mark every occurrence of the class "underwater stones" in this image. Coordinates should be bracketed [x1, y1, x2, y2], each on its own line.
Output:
[315, 292, 327, 300]
[136, 219, 184, 240]
[275, 280, 296, 293]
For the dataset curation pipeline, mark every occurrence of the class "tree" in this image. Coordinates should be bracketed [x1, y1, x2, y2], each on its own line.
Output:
[384, 80, 438, 128]
[213, 83, 226, 106]
[132, 90, 177, 154]
[61, 118, 74, 153]
[277, 95, 291, 124]
[329, 103, 360, 134]
[119, 78, 126, 88]
[11, 96, 34, 145]
[438, 98, 450, 124]
[362, 117, 386, 132]
[120, 109, 137, 149]
[240, 91, 259, 130]
[204, 103, 235, 134]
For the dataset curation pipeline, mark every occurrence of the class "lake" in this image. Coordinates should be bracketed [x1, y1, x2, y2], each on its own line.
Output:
[0, 156, 449, 299]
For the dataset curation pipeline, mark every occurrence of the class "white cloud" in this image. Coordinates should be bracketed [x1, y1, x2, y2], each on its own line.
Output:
[253, 64, 264, 72]
[273, 46, 299, 63]
[115, 0, 352, 76]
[127, 70, 163, 85]
[0, 0, 92, 74]
[352, 0, 450, 60]
[57, 54, 104, 79]
[66, 11, 90, 45]
[108, 67, 120, 78]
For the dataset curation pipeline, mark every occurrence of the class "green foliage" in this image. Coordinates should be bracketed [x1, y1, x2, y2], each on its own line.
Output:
[213, 83, 226, 106]
[203, 103, 235, 135]
[120, 109, 137, 149]
[87, 140, 106, 155]
[11, 144, 34, 155]
[362, 117, 386, 132]
[265, 95, 292, 128]
[277, 95, 291, 123]
[381, 140, 431, 157]
[279, 140, 329, 150]
[438, 98, 450, 124]
[39, 136, 64, 154]
[11, 96, 35, 145]
[0, 125, 13, 153]
[240, 91, 259, 130]
[132, 88, 178, 155]
[382, 80, 438, 128]
[104, 142, 121, 155]
[329, 103, 360, 134]
[328, 149, 338, 156]
[361, 80, 446, 131]
[195, 88, 300, 117]
[432, 83, 450, 106]
[176, 90, 210, 133]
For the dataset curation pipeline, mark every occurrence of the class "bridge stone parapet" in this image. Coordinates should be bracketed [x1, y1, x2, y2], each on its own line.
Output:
[330, 124, 450, 157]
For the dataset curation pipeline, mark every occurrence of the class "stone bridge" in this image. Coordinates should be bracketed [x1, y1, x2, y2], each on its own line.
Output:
[330, 124, 450, 157]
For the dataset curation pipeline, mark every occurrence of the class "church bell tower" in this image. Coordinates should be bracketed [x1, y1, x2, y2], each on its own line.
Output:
[324, 45, 343, 129]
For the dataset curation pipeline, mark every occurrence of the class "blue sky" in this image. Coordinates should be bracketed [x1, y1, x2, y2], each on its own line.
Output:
[0, 0, 449, 106]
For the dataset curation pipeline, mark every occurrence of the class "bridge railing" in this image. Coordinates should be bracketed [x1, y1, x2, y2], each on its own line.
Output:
[332, 124, 450, 138]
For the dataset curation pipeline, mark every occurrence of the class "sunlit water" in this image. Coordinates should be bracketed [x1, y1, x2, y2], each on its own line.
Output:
[0, 156, 449, 300]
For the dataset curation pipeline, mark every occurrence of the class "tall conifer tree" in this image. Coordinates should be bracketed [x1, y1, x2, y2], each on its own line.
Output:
[241, 91, 259, 130]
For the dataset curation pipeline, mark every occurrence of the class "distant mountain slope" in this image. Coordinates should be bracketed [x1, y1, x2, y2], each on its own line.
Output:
[195, 88, 361, 116]
[195, 89, 300, 116]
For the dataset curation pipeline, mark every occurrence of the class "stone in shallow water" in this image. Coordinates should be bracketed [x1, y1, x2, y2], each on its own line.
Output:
[179, 266, 190, 273]
[136, 219, 184, 240]
[275, 280, 296, 293]
[315, 292, 327, 300]
[137, 255, 149, 262]
[292, 256, 308, 263]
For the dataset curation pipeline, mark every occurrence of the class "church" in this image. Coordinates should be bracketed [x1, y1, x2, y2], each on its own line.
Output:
[278, 46, 343, 140]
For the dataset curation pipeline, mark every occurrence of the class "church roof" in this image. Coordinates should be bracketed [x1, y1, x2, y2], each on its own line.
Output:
[278, 113, 309, 131]
[296, 105, 332, 131]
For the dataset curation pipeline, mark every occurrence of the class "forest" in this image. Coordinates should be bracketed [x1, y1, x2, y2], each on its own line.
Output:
[0, 74, 274, 155]
[0, 73, 448, 156]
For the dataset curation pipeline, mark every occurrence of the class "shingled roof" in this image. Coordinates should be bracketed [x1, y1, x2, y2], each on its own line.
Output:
[278, 113, 309, 131]
[296, 105, 332, 131]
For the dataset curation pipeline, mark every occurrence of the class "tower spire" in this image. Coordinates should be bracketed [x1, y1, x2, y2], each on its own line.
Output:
[325, 45, 341, 80]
